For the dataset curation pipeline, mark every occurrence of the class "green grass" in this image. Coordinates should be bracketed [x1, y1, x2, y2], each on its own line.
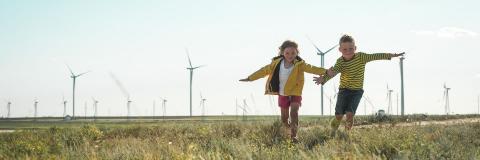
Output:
[1, 116, 479, 159]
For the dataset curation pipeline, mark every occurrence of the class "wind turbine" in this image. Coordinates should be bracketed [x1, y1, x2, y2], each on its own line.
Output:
[363, 95, 376, 115]
[443, 83, 451, 115]
[152, 100, 156, 119]
[326, 94, 333, 116]
[331, 84, 338, 116]
[109, 72, 132, 120]
[307, 36, 338, 116]
[84, 101, 87, 120]
[66, 64, 90, 120]
[159, 97, 167, 119]
[363, 96, 367, 115]
[186, 48, 205, 117]
[62, 96, 67, 117]
[239, 99, 249, 121]
[235, 98, 239, 120]
[396, 93, 399, 116]
[34, 99, 38, 120]
[4, 99, 11, 118]
[92, 97, 98, 120]
[386, 85, 394, 114]
[199, 93, 207, 120]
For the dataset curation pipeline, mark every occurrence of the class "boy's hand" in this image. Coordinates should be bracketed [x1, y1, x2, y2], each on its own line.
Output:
[327, 67, 336, 77]
[313, 76, 324, 85]
[391, 52, 405, 57]
[239, 78, 250, 82]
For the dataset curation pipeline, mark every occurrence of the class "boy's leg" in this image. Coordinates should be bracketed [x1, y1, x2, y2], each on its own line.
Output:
[332, 89, 348, 131]
[345, 90, 364, 130]
[345, 112, 354, 130]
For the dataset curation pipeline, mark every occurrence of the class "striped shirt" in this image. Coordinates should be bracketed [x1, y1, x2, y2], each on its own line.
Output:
[323, 52, 391, 89]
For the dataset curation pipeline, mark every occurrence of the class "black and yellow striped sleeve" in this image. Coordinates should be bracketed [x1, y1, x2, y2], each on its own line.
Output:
[361, 52, 392, 63]
[321, 60, 341, 84]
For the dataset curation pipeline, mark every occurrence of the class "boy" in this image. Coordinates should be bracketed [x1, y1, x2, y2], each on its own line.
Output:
[314, 34, 404, 134]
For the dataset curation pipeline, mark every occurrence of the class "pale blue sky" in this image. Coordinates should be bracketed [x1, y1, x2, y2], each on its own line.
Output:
[1, 0, 479, 117]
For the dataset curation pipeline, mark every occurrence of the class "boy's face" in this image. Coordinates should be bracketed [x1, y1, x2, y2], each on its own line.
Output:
[283, 47, 298, 63]
[339, 42, 356, 59]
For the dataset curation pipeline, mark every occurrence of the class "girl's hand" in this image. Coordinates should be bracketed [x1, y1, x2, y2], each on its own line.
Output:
[239, 78, 250, 82]
[313, 76, 324, 85]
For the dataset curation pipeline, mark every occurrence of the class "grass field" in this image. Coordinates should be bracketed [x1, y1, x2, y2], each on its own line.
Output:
[1, 115, 479, 159]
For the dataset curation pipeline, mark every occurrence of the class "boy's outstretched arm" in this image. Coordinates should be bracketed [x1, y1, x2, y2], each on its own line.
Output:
[363, 52, 405, 63]
[239, 64, 273, 82]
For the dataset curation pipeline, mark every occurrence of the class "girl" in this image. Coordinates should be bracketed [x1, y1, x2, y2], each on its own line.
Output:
[239, 40, 327, 142]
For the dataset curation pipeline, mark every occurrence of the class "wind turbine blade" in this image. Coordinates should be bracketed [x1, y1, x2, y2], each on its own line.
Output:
[193, 65, 206, 69]
[77, 70, 91, 77]
[65, 64, 75, 76]
[323, 44, 338, 54]
[186, 48, 193, 68]
[306, 35, 325, 54]
[109, 72, 131, 99]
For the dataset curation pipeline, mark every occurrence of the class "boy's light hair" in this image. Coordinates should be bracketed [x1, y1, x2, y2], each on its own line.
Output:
[339, 34, 355, 45]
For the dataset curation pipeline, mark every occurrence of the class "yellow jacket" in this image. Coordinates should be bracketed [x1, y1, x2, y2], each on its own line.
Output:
[248, 56, 327, 96]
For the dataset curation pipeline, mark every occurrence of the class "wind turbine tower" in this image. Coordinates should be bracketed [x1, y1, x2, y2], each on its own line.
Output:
[399, 56, 405, 116]
[443, 83, 451, 115]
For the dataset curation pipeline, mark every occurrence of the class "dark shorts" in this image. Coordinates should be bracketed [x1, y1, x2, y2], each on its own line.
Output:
[335, 89, 364, 115]
[278, 95, 302, 108]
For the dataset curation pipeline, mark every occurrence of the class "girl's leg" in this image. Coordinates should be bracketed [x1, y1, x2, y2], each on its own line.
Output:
[290, 102, 300, 139]
[280, 107, 290, 128]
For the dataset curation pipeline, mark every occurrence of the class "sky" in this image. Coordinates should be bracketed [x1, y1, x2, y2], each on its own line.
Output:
[0, 0, 479, 118]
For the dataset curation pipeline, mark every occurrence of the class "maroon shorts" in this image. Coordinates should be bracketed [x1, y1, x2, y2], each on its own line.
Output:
[278, 95, 302, 108]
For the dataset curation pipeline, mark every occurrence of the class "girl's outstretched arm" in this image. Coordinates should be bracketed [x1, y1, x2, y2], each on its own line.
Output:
[240, 64, 273, 82]
[301, 63, 327, 75]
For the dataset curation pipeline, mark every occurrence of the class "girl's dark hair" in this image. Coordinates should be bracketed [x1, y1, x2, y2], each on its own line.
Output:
[339, 34, 355, 44]
[273, 40, 302, 61]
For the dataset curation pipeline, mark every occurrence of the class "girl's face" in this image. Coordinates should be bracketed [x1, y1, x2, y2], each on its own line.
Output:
[283, 47, 298, 63]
